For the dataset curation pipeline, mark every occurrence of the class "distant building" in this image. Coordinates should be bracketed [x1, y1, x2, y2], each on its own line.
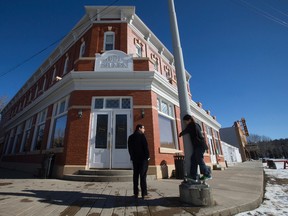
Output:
[220, 118, 249, 162]
[0, 6, 224, 179]
[221, 141, 242, 164]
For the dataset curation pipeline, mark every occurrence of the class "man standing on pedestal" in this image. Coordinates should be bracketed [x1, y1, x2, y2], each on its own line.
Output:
[179, 114, 212, 181]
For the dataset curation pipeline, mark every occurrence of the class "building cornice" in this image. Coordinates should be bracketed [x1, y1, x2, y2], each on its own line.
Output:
[3, 71, 220, 131]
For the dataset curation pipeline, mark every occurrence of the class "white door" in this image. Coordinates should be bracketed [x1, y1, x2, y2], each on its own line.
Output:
[111, 110, 132, 168]
[89, 110, 132, 169]
[208, 138, 217, 164]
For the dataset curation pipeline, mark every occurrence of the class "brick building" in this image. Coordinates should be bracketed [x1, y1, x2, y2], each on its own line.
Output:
[0, 6, 224, 179]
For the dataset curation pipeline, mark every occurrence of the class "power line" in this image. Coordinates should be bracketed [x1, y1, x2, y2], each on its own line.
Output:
[235, 0, 288, 28]
[0, 0, 120, 79]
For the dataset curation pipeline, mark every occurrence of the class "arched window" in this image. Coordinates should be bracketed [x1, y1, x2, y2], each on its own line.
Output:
[104, 31, 115, 51]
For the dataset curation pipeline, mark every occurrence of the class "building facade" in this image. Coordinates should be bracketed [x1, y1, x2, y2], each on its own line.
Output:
[220, 118, 249, 162]
[221, 141, 242, 165]
[0, 6, 224, 178]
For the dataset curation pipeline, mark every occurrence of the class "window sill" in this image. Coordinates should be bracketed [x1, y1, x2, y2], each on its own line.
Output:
[159, 147, 183, 154]
[44, 147, 64, 153]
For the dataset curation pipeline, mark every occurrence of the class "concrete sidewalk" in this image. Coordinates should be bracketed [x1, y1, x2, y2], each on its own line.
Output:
[0, 161, 264, 216]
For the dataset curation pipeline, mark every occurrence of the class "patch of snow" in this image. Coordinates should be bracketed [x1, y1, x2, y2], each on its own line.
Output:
[236, 162, 288, 216]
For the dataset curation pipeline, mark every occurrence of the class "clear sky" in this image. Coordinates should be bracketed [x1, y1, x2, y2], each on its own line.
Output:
[0, 0, 287, 140]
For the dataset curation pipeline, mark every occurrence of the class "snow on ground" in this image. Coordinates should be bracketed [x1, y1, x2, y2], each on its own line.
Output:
[236, 161, 288, 216]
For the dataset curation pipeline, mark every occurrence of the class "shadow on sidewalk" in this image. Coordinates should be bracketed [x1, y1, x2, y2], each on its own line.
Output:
[0, 189, 201, 210]
[0, 167, 34, 179]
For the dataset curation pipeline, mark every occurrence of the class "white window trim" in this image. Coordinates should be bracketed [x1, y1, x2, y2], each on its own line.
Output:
[136, 44, 142, 57]
[103, 31, 115, 51]
[157, 97, 178, 150]
[92, 96, 132, 110]
[159, 147, 183, 154]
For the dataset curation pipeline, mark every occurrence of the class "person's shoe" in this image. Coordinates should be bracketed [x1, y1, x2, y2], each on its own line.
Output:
[133, 194, 138, 198]
[141, 193, 150, 199]
[200, 175, 212, 181]
[184, 176, 198, 183]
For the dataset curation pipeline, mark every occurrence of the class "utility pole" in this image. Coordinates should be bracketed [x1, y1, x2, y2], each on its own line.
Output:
[168, 0, 213, 206]
[168, 0, 192, 179]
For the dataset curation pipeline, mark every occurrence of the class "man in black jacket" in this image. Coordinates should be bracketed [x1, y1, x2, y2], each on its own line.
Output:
[179, 114, 211, 181]
[128, 124, 150, 198]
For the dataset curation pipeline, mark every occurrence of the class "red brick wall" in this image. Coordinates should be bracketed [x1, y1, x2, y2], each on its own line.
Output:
[64, 90, 155, 165]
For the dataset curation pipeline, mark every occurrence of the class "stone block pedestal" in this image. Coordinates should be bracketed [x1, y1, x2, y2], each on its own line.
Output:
[179, 182, 213, 206]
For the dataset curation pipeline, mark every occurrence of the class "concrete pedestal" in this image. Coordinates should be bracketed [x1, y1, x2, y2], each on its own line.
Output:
[179, 182, 213, 206]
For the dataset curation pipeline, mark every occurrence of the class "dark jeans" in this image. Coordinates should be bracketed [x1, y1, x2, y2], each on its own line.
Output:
[132, 160, 148, 196]
[190, 147, 210, 179]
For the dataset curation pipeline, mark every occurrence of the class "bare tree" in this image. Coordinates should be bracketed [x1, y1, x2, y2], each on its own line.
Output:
[247, 133, 272, 144]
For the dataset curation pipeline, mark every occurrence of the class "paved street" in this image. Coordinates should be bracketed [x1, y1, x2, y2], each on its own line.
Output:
[0, 161, 264, 216]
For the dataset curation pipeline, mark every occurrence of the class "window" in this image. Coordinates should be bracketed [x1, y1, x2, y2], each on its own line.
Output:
[213, 130, 222, 155]
[106, 99, 120, 109]
[154, 59, 159, 71]
[49, 96, 69, 149]
[80, 41, 86, 57]
[28, 91, 32, 102]
[158, 115, 176, 149]
[95, 98, 104, 109]
[157, 98, 177, 149]
[32, 109, 47, 151]
[51, 67, 56, 84]
[42, 77, 46, 92]
[12, 124, 24, 154]
[63, 56, 69, 75]
[215, 138, 222, 155]
[104, 31, 115, 51]
[121, 98, 131, 109]
[3, 133, 10, 155]
[59, 100, 66, 114]
[20, 118, 33, 152]
[161, 101, 168, 115]
[136, 44, 142, 57]
[5, 128, 15, 155]
[51, 115, 67, 148]
[23, 97, 26, 108]
[34, 84, 38, 99]
[93, 98, 132, 110]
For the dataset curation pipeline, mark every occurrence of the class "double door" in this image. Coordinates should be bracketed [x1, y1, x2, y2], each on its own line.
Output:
[89, 110, 132, 169]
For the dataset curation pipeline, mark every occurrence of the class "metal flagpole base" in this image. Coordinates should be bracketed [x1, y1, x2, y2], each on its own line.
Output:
[179, 181, 213, 206]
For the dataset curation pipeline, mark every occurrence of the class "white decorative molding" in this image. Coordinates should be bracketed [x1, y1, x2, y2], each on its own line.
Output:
[95, 50, 133, 72]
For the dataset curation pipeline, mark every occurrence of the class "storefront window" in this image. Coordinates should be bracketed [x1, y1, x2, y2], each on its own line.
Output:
[158, 114, 176, 149]
[32, 109, 47, 151]
[33, 124, 45, 150]
[51, 115, 67, 148]
[48, 96, 69, 149]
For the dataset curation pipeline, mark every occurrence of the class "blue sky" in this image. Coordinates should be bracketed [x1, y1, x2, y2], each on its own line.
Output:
[0, 0, 288, 140]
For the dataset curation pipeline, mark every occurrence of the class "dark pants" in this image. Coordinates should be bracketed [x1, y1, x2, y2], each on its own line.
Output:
[132, 160, 148, 196]
[190, 147, 210, 179]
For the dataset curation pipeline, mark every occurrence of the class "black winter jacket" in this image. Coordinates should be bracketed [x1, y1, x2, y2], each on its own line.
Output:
[128, 131, 150, 162]
[180, 123, 208, 150]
